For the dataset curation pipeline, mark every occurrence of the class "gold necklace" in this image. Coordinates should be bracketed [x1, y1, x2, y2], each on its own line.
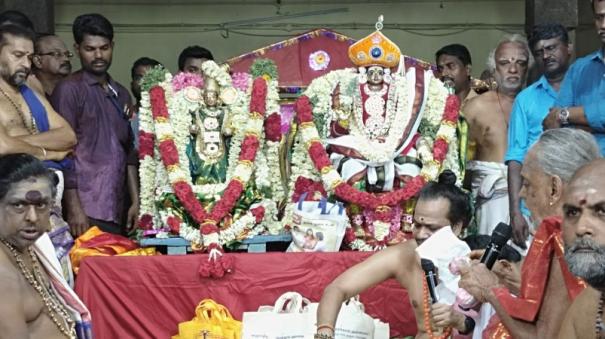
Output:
[0, 239, 76, 339]
[0, 85, 38, 135]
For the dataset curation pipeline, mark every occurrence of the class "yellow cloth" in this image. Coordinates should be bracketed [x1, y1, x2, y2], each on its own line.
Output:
[172, 299, 242, 339]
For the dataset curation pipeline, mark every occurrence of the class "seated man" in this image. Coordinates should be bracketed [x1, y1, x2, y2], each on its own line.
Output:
[316, 170, 473, 338]
[0, 153, 90, 339]
[458, 128, 600, 338]
[558, 159, 605, 339]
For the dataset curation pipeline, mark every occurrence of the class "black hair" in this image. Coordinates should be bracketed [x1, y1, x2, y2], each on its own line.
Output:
[131, 57, 162, 79]
[528, 23, 569, 50]
[178, 45, 214, 71]
[435, 44, 472, 66]
[463, 234, 522, 263]
[72, 13, 113, 45]
[418, 170, 472, 228]
[0, 10, 34, 30]
[0, 154, 58, 201]
[0, 24, 35, 50]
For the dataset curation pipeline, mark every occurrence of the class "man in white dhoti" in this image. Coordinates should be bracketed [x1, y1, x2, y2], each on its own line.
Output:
[464, 35, 532, 237]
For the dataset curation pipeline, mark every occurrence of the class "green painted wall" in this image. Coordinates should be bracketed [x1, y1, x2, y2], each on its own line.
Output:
[55, 1, 526, 89]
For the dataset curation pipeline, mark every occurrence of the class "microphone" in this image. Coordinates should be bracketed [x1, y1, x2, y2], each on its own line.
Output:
[480, 222, 513, 270]
[421, 258, 439, 304]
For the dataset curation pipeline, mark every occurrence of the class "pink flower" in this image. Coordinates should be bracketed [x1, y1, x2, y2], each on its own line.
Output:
[232, 72, 251, 92]
[172, 72, 204, 92]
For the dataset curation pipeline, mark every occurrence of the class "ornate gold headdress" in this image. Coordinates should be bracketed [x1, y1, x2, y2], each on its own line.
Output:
[348, 15, 401, 69]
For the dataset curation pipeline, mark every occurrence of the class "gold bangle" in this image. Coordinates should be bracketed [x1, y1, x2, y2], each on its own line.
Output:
[317, 324, 334, 332]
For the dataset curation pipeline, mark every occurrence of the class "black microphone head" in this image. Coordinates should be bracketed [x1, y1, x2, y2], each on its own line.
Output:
[491, 222, 513, 247]
[421, 258, 435, 273]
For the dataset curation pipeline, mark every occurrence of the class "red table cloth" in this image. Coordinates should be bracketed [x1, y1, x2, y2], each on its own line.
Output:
[75, 252, 417, 338]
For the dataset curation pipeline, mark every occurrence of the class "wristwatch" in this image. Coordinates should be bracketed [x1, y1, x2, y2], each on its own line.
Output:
[559, 107, 570, 125]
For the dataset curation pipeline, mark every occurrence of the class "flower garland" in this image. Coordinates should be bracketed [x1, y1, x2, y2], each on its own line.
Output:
[292, 73, 459, 249]
[148, 76, 268, 253]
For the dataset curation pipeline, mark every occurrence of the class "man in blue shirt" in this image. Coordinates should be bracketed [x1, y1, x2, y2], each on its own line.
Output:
[506, 24, 572, 248]
[543, 0, 605, 155]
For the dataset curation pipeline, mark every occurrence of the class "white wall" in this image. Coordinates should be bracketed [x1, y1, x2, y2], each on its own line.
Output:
[55, 1, 524, 88]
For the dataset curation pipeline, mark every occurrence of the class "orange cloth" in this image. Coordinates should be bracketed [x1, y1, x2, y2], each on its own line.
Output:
[69, 226, 157, 274]
[483, 217, 586, 338]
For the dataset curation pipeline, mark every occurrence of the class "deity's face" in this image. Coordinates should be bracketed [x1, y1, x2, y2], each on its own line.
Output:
[493, 41, 529, 93]
[367, 66, 384, 86]
[203, 89, 219, 107]
[437, 54, 470, 94]
[562, 163, 605, 290]
[531, 37, 570, 79]
[0, 33, 33, 87]
[0, 176, 53, 252]
[413, 197, 453, 246]
[33, 35, 72, 78]
[75, 34, 113, 77]
[519, 148, 561, 225]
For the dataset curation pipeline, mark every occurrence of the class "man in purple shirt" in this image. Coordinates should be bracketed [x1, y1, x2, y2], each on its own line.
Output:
[51, 13, 139, 236]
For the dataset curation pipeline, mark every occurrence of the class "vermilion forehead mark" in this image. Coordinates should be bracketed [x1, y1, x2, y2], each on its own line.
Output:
[25, 190, 42, 203]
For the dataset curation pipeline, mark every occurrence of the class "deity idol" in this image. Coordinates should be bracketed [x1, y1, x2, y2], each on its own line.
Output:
[137, 60, 283, 251]
[288, 16, 460, 249]
[188, 77, 232, 185]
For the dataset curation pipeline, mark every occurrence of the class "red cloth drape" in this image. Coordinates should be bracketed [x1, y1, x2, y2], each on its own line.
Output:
[75, 251, 417, 338]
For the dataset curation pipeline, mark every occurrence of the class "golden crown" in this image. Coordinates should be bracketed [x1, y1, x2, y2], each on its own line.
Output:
[348, 15, 401, 69]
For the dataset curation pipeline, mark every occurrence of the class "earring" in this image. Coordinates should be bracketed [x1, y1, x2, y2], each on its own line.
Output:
[383, 68, 392, 84]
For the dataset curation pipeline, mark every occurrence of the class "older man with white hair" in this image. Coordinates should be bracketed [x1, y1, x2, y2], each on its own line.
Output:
[464, 34, 533, 241]
[460, 128, 600, 339]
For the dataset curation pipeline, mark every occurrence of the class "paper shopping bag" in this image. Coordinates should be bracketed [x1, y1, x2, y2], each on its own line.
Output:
[306, 297, 375, 339]
[242, 292, 316, 338]
[287, 194, 348, 252]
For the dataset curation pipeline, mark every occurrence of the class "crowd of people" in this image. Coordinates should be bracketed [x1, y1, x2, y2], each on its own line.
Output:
[0, 1, 603, 338]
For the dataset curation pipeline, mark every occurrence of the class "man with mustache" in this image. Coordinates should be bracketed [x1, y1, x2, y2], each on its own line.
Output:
[506, 24, 572, 250]
[51, 13, 139, 237]
[32, 35, 72, 99]
[463, 35, 532, 240]
[543, 0, 605, 157]
[558, 159, 605, 339]
[0, 24, 77, 282]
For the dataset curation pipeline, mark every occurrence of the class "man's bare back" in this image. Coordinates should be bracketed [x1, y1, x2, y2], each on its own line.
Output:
[0, 247, 67, 339]
[464, 90, 513, 163]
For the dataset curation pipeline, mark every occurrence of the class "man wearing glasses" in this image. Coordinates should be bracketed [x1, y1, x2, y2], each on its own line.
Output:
[506, 23, 572, 250]
[32, 34, 73, 99]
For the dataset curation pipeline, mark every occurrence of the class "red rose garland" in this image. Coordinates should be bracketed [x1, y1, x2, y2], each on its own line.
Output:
[148, 77, 268, 278]
[294, 91, 459, 211]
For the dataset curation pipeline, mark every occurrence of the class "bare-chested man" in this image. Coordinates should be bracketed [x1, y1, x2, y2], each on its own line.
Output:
[0, 153, 82, 338]
[0, 24, 75, 160]
[32, 35, 72, 98]
[464, 34, 532, 237]
[316, 171, 473, 338]
[0, 24, 77, 283]
[559, 159, 605, 339]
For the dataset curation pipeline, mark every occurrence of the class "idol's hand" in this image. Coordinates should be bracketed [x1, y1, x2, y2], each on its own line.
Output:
[458, 263, 500, 303]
